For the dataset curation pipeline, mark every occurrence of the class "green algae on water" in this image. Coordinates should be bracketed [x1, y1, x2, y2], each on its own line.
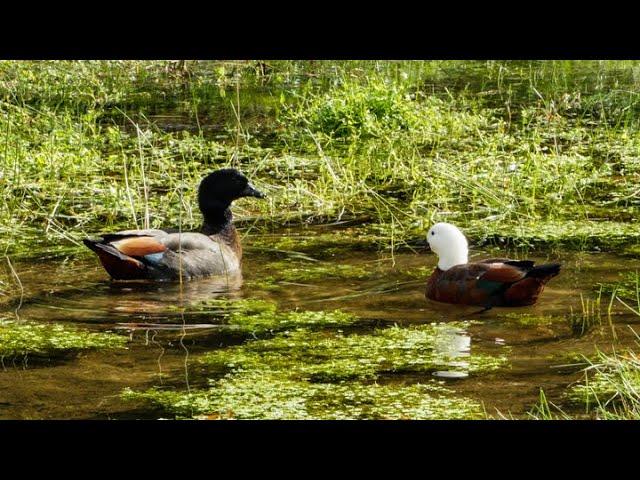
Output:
[123, 371, 484, 420]
[0, 320, 127, 359]
[247, 231, 386, 257]
[201, 324, 507, 382]
[186, 298, 360, 335]
[228, 309, 357, 335]
[123, 322, 506, 419]
[501, 313, 560, 327]
[243, 259, 372, 291]
[263, 260, 370, 283]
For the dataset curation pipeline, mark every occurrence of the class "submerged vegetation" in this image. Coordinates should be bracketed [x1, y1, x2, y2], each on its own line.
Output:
[0, 319, 126, 360]
[124, 321, 501, 419]
[187, 298, 360, 335]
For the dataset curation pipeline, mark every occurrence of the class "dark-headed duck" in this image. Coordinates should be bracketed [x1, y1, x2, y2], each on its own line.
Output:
[425, 222, 560, 309]
[83, 168, 266, 281]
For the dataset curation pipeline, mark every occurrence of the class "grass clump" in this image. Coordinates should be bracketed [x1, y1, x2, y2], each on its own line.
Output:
[561, 289, 640, 419]
[0, 319, 127, 359]
[527, 389, 573, 420]
[5, 60, 640, 260]
[282, 76, 463, 141]
[567, 348, 640, 419]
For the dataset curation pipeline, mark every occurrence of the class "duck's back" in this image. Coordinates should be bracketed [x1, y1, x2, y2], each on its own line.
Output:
[426, 262, 499, 305]
[426, 259, 560, 307]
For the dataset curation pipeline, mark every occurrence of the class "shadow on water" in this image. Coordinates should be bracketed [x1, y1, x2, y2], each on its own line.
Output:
[1, 231, 639, 419]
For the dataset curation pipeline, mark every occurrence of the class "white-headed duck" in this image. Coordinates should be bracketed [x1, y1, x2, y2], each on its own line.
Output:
[425, 222, 560, 309]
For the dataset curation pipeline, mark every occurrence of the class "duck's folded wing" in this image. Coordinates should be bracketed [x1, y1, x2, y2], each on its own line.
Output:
[479, 263, 528, 283]
[150, 233, 240, 277]
[85, 229, 239, 279]
[83, 231, 170, 280]
[88, 229, 170, 244]
[110, 235, 168, 257]
[159, 232, 225, 252]
[474, 262, 530, 297]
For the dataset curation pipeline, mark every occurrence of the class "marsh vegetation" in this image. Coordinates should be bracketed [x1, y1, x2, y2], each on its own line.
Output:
[1, 60, 640, 419]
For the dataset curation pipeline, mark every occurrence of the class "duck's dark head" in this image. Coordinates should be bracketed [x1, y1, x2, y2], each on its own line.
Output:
[198, 168, 265, 218]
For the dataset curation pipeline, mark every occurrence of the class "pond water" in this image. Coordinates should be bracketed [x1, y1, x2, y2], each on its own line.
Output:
[1, 228, 638, 419]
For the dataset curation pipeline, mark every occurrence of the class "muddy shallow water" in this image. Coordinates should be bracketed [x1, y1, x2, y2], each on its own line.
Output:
[1, 231, 639, 419]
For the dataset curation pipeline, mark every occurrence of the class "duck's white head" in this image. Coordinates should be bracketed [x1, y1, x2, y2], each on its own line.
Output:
[426, 222, 469, 271]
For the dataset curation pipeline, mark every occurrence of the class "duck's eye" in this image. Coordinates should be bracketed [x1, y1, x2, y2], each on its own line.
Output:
[431, 231, 435, 236]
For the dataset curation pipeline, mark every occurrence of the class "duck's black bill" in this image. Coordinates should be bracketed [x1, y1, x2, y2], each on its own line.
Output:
[240, 183, 266, 199]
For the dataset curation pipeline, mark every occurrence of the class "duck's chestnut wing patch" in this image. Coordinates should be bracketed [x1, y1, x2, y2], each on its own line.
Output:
[111, 236, 167, 258]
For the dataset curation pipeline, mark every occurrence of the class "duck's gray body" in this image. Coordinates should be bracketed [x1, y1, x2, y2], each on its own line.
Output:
[149, 231, 241, 279]
[84, 227, 242, 281]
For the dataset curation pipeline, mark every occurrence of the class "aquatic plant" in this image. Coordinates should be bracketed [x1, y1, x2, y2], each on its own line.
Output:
[123, 322, 506, 419]
[527, 389, 573, 420]
[200, 324, 507, 381]
[0, 319, 127, 359]
[599, 271, 640, 304]
[567, 347, 640, 419]
[189, 298, 359, 334]
[123, 372, 484, 420]
[3, 61, 640, 260]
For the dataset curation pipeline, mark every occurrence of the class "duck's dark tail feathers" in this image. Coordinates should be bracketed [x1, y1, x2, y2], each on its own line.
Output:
[83, 238, 145, 280]
[526, 262, 561, 281]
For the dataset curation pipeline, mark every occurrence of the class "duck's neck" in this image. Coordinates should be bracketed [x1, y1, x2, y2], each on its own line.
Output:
[201, 205, 242, 260]
[201, 205, 233, 236]
[437, 250, 468, 271]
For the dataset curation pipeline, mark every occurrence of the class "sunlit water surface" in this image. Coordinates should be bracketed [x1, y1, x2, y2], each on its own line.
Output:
[1, 232, 638, 419]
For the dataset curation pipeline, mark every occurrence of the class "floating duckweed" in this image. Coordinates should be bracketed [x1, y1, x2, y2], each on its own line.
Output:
[123, 371, 484, 420]
[501, 313, 560, 327]
[201, 324, 507, 382]
[189, 298, 359, 334]
[0, 320, 127, 358]
[123, 321, 505, 419]
[266, 261, 370, 283]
